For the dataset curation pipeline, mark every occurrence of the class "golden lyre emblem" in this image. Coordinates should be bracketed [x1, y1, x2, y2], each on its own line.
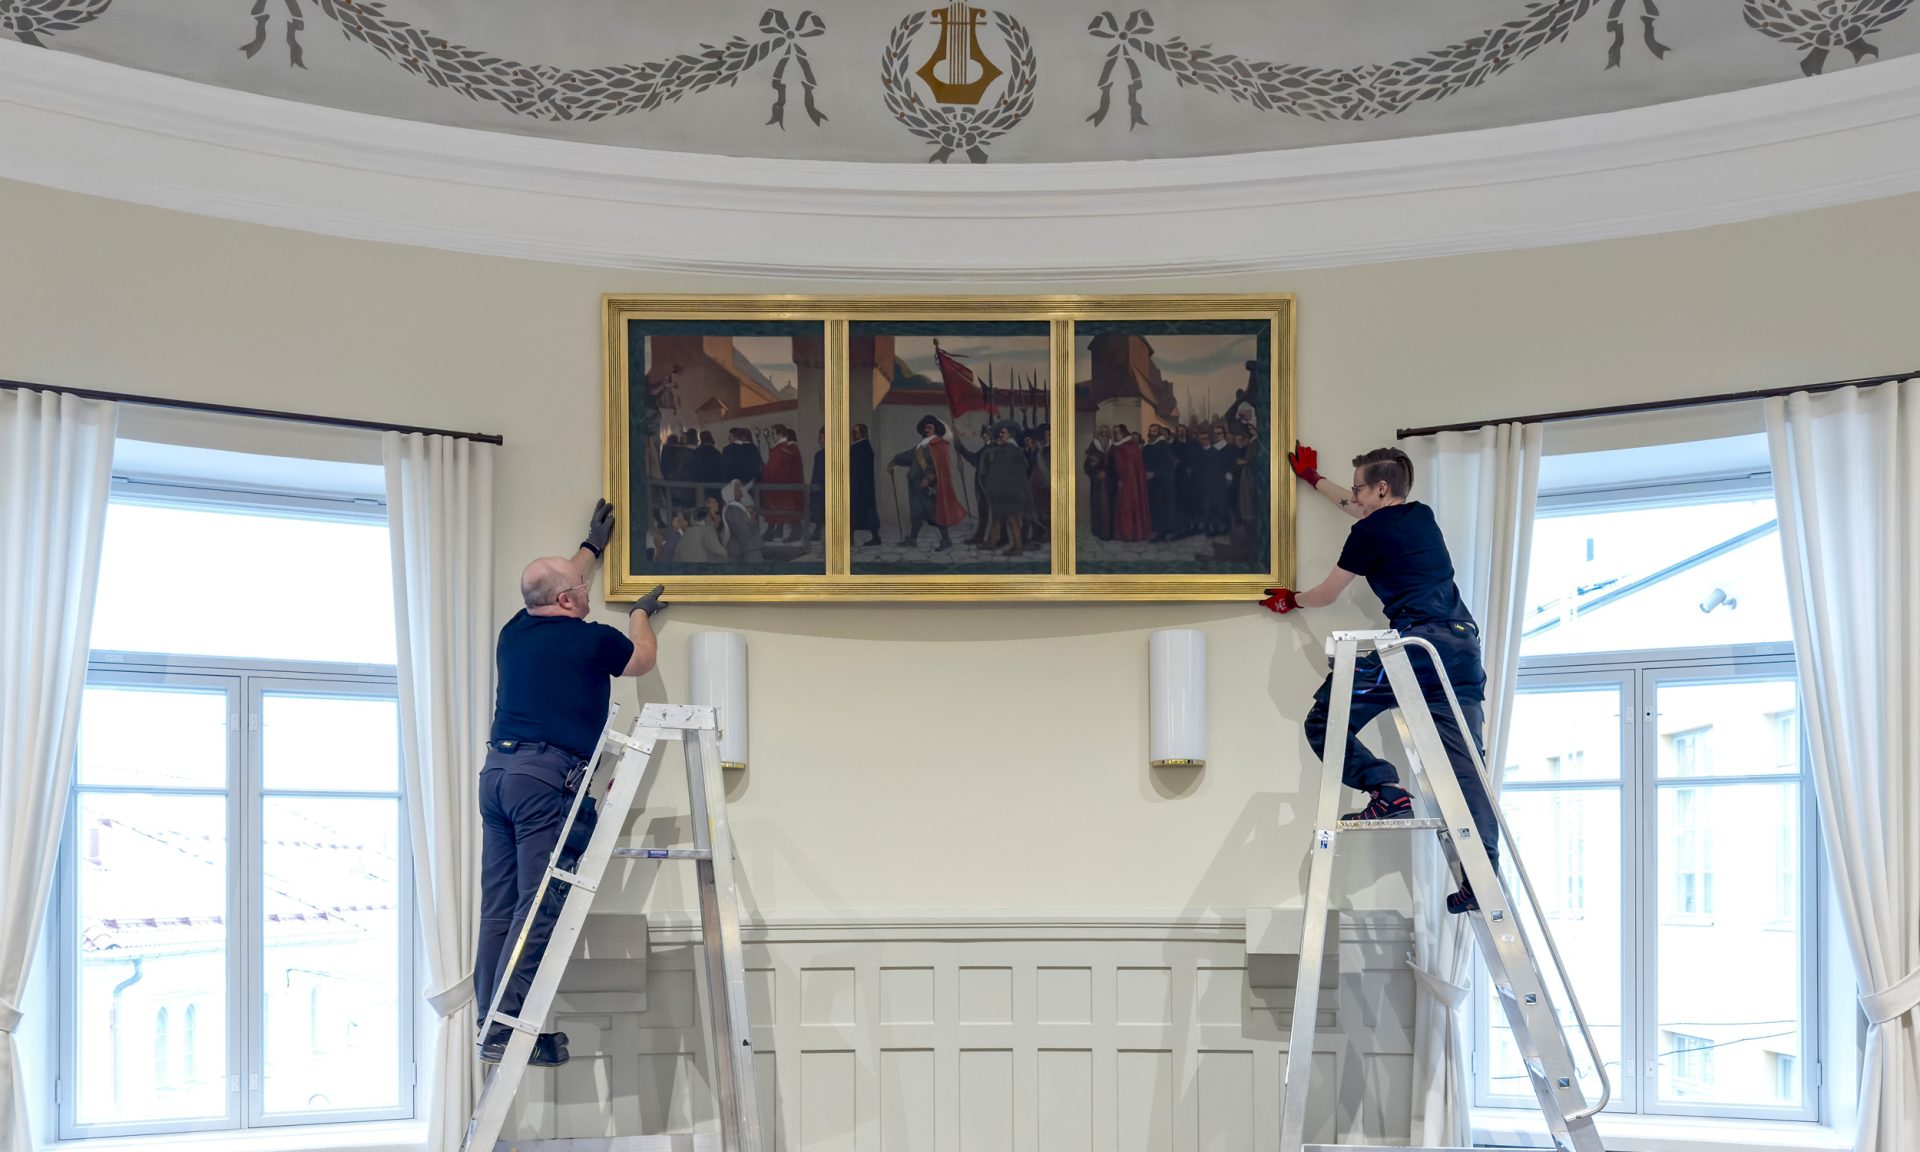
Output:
[914, 2, 1003, 105]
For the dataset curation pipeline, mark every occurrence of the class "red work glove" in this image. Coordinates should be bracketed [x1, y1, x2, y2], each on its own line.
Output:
[1260, 587, 1299, 614]
[1288, 441, 1323, 486]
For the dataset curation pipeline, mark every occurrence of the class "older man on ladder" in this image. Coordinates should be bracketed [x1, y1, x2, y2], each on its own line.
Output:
[475, 500, 667, 1065]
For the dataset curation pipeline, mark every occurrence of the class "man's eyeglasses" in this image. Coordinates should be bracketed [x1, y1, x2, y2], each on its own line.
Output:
[557, 581, 589, 601]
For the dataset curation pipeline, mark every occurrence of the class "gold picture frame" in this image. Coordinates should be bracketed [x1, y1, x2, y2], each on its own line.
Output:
[603, 294, 1296, 601]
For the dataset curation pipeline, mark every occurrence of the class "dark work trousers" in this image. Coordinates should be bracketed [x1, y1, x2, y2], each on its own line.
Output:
[1303, 622, 1499, 868]
[474, 745, 599, 1033]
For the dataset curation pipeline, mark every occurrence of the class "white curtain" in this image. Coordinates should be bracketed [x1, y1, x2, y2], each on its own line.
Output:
[385, 432, 495, 1151]
[0, 390, 116, 1152]
[1399, 421, 1542, 1145]
[1766, 383, 1920, 1152]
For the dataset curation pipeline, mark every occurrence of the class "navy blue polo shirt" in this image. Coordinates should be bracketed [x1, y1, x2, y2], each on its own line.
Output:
[1336, 502, 1475, 632]
[489, 611, 635, 762]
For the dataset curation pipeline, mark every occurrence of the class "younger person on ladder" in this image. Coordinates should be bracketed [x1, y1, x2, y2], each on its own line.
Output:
[1263, 445, 1496, 913]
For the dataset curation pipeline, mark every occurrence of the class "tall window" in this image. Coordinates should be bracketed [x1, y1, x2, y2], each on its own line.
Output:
[1478, 459, 1818, 1122]
[57, 454, 413, 1138]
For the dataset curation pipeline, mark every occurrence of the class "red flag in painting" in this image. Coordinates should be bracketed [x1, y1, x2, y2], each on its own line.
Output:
[933, 343, 989, 417]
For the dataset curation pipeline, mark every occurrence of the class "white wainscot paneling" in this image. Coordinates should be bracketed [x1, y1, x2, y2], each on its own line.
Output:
[507, 913, 1415, 1150]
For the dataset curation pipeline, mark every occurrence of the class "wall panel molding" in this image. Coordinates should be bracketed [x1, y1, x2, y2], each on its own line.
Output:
[7, 41, 1920, 281]
[517, 912, 1416, 1149]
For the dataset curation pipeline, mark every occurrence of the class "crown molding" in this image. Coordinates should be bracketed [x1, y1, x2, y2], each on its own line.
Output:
[6, 40, 1920, 281]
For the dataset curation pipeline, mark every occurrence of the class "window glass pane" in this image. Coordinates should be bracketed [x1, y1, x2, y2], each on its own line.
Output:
[1654, 678, 1800, 779]
[261, 796, 403, 1114]
[90, 502, 395, 665]
[261, 692, 400, 793]
[78, 684, 228, 789]
[1504, 686, 1622, 783]
[1521, 498, 1790, 657]
[1656, 779, 1803, 1107]
[1486, 786, 1624, 1103]
[74, 792, 228, 1126]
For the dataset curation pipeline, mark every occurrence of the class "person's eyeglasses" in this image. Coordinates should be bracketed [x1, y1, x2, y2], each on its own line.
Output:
[558, 581, 589, 600]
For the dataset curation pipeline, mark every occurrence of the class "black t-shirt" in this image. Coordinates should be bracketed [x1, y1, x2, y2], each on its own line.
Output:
[489, 611, 635, 762]
[1336, 502, 1475, 631]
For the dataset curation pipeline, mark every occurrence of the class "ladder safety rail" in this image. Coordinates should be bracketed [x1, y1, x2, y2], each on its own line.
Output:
[1284, 630, 1607, 1152]
[460, 701, 762, 1152]
[1382, 634, 1613, 1120]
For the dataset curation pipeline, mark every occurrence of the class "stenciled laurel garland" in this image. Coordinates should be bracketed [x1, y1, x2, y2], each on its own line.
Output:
[3, 0, 830, 128]
[1088, 2, 1649, 127]
[1, 0, 112, 46]
[881, 9, 1037, 162]
[1743, 0, 1914, 75]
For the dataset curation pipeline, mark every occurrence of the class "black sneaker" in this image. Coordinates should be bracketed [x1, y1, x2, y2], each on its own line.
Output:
[477, 1030, 570, 1067]
[477, 1027, 510, 1064]
[1446, 883, 1479, 915]
[530, 1031, 570, 1067]
[1341, 784, 1413, 822]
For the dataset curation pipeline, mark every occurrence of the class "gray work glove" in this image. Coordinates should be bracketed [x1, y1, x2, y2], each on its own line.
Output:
[629, 583, 668, 618]
[584, 498, 616, 556]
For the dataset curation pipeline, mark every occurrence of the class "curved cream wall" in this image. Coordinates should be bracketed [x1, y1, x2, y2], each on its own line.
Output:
[3, 176, 1915, 917]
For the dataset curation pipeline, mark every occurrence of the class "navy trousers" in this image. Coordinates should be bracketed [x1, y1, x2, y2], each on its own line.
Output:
[474, 746, 598, 1030]
[1303, 622, 1500, 867]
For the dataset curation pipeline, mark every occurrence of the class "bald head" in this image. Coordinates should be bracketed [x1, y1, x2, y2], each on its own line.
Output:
[521, 557, 582, 610]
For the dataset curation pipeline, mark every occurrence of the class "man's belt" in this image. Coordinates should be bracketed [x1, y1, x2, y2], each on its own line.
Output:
[488, 738, 552, 754]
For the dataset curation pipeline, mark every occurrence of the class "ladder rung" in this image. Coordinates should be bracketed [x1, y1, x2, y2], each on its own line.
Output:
[487, 1012, 538, 1036]
[546, 868, 598, 892]
[613, 847, 713, 861]
[1334, 818, 1448, 831]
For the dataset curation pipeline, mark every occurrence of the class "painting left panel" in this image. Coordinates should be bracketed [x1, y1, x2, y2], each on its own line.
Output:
[623, 319, 829, 577]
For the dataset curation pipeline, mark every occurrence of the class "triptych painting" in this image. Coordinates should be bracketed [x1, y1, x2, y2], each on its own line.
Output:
[603, 296, 1294, 601]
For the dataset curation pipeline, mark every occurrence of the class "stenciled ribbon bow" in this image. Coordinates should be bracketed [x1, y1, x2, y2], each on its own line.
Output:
[761, 9, 828, 127]
[1088, 10, 1156, 128]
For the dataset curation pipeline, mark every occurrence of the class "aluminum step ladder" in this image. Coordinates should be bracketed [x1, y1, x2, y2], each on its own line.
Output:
[1279, 630, 1611, 1152]
[459, 702, 762, 1152]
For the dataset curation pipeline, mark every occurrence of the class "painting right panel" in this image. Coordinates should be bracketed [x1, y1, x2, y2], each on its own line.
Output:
[1073, 320, 1274, 576]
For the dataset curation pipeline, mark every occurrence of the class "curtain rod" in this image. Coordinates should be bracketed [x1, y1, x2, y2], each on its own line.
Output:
[1, 377, 505, 445]
[1396, 369, 1917, 440]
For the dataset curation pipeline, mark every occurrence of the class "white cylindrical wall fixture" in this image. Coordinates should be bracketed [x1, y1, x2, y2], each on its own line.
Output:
[688, 631, 748, 769]
[1149, 628, 1207, 768]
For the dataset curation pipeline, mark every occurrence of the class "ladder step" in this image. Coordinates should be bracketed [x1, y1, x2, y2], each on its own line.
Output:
[612, 847, 713, 861]
[1334, 818, 1448, 831]
[486, 1013, 539, 1036]
[545, 868, 598, 892]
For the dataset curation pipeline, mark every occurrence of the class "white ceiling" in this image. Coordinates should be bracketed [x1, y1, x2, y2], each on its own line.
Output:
[6, 0, 1919, 164]
[10, 10, 1920, 280]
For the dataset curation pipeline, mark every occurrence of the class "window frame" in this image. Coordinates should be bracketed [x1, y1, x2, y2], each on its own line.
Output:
[1475, 642, 1822, 1124]
[57, 666, 247, 1138]
[56, 654, 415, 1139]
[1483, 666, 1640, 1112]
[245, 673, 415, 1129]
[1637, 654, 1819, 1123]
